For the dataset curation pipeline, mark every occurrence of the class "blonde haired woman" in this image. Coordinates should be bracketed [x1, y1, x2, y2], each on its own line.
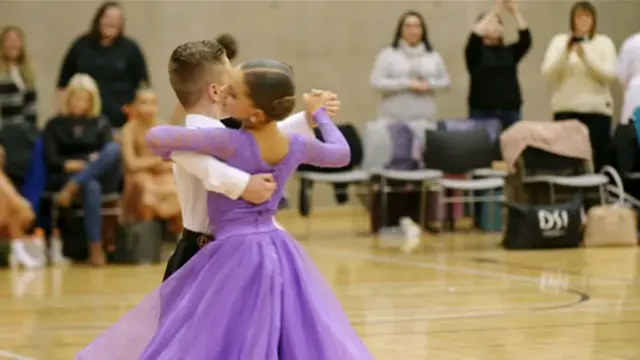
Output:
[0, 25, 42, 268]
[43, 73, 121, 266]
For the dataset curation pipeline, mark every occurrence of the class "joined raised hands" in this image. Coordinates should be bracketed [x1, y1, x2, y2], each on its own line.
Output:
[308, 89, 339, 115]
[304, 90, 338, 127]
[493, 0, 518, 15]
[503, 0, 517, 14]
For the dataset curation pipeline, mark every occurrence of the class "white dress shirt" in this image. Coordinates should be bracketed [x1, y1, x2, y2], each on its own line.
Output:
[171, 112, 314, 234]
[617, 33, 640, 123]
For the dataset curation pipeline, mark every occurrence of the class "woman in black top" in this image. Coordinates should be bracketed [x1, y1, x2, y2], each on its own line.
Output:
[465, 0, 531, 130]
[44, 74, 121, 266]
[57, 1, 149, 130]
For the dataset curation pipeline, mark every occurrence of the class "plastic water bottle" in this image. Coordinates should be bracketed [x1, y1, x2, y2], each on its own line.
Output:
[376, 226, 404, 248]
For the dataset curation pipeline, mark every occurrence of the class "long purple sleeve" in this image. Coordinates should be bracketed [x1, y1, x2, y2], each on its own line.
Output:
[145, 126, 237, 161]
[300, 108, 351, 168]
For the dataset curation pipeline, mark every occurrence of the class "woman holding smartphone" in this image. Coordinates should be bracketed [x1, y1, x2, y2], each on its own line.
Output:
[541, 1, 617, 171]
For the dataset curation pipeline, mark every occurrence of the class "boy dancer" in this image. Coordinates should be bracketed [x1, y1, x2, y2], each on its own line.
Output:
[163, 40, 340, 281]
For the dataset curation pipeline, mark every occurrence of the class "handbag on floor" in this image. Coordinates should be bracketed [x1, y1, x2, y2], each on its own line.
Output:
[125, 221, 163, 264]
[583, 205, 637, 246]
[583, 166, 638, 246]
[58, 213, 89, 261]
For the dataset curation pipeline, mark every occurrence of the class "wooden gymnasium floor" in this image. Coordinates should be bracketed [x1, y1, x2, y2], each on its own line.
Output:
[1, 207, 640, 360]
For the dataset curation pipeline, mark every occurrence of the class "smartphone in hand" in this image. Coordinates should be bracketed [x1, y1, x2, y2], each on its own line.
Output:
[569, 36, 586, 45]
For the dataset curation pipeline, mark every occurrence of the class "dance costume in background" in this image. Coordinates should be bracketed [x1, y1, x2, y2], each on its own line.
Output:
[77, 108, 373, 360]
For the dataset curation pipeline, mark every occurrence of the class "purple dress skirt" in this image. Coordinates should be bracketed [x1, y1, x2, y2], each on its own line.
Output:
[77, 109, 374, 360]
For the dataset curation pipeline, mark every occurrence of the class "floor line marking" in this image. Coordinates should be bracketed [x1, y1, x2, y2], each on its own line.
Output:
[0, 349, 36, 360]
[1, 300, 639, 339]
[308, 246, 571, 284]
[307, 245, 632, 286]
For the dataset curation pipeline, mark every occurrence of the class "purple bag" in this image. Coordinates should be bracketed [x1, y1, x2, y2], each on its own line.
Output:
[386, 122, 421, 170]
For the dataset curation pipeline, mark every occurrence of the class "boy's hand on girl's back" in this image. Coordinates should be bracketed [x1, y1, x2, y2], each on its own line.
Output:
[242, 173, 277, 204]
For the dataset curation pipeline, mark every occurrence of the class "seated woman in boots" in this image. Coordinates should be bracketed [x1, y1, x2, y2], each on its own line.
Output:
[120, 86, 181, 230]
[43, 73, 121, 266]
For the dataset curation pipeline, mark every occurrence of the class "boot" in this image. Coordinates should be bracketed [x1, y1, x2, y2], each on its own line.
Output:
[55, 182, 80, 208]
[88, 242, 106, 266]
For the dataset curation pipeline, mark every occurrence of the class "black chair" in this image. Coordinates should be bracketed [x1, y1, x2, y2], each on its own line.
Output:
[518, 147, 607, 205]
[424, 128, 505, 230]
[296, 124, 371, 236]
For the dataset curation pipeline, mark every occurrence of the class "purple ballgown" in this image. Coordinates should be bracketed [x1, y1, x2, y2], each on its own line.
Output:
[77, 109, 374, 360]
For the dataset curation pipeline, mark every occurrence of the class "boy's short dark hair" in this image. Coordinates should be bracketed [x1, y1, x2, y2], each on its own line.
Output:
[168, 40, 226, 108]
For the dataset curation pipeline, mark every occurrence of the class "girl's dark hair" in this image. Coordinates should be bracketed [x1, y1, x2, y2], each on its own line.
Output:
[391, 10, 432, 52]
[216, 33, 238, 61]
[570, 1, 597, 38]
[89, 1, 124, 41]
[240, 58, 294, 76]
[241, 59, 295, 121]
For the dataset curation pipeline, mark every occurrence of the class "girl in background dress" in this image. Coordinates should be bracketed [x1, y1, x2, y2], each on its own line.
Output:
[77, 60, 373, 360]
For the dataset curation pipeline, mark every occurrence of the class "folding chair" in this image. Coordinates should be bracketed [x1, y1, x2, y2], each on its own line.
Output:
[44, 192, 122, 231]
[425, 127, 505, 231]
[297, 124, 369, 237]
[519, 147, 608, 205]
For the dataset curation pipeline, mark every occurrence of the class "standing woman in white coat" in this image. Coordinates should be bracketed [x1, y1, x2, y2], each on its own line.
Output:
[617, 32, 640, 125]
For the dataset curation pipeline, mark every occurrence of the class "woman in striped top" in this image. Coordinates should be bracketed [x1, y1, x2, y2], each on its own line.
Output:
[0, 25, 42, 268]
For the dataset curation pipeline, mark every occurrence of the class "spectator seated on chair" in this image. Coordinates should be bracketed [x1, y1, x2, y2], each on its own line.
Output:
[120, 86, 181, 232]
[42, 73, 121, 266]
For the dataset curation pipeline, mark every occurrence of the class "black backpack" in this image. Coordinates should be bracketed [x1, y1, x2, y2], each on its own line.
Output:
[503, 195, 584, 250]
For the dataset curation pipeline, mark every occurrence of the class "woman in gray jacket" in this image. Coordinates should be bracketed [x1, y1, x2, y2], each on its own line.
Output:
[370, 10, 450, 130]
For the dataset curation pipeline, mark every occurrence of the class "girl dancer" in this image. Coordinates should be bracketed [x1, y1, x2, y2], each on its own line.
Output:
[77, 59, 373, 359]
